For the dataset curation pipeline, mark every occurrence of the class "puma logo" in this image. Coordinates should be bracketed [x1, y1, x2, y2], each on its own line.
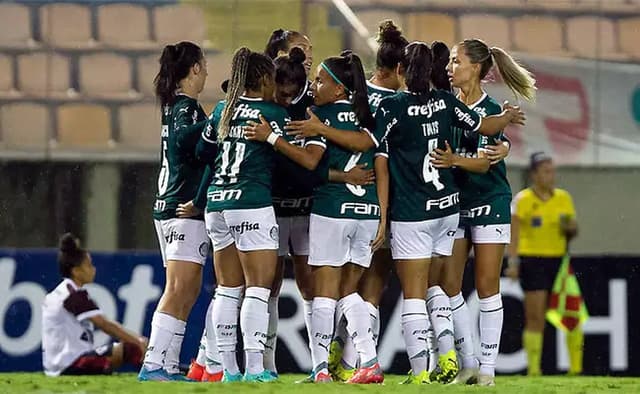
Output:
[437, 314, 452, 322]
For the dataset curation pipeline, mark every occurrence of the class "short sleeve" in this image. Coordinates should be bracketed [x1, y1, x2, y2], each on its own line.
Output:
[563, 191, 577, 219]
[202, 101, 224, 143]
[511, 190, 525, 216]
[445, 93, 482, 132]
[63, 289, 102, 321]
[373, 98, 396, 158]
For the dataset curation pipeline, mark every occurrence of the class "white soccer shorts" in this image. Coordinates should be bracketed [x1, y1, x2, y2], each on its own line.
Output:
[455, 224, 511, 244]
[390, 213, 459, 260]
[276, 215, 310, 257]
[206, 206, 279, 252]
[308, 214, 379, 268]
[154, 218, 209, 266]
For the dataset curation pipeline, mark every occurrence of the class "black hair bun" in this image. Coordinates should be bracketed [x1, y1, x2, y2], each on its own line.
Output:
[377, 20, 403, 44]
[288, 47, 306, 64]
[59, 233, 80, 253]
[431, 41, 450, 62]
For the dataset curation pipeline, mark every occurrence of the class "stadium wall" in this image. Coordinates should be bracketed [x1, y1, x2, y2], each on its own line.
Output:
[1, 249, 638, 375]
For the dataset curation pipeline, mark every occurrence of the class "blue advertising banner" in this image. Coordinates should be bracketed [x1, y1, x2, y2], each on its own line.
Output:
[1, 249, 639, 375]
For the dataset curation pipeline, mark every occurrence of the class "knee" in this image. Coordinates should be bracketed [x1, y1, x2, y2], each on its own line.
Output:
[476, 275, 500, 299]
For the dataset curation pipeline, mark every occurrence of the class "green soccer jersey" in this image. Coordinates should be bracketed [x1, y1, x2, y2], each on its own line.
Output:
[272, 81, 320, 217]
[307, 100, 381, 220]
[376, 90, 482, 222]
[153, 94, 208, 221]
[203, 96, 290, 212]
[367, 80, 396, 113]
[452, 92, 512, 226]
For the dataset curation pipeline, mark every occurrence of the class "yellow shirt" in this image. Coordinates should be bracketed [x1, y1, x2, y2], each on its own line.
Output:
[511, 188, 576, 257]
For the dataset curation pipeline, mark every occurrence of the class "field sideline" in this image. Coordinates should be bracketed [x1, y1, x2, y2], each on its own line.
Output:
[1, 373, 640, 394]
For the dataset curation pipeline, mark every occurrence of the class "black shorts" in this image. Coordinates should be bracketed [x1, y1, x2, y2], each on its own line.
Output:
[519, 256, 562, 292]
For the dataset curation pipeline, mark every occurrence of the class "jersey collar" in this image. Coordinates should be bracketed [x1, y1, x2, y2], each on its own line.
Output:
[367, 80, 396, 93]
[240, 96, 264, 102]
[291, 80, 310, 105]
[334, 99, 351, 104]
[457, 91, 487, 110]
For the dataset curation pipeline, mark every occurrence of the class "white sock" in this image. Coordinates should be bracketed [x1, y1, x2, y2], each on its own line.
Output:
[143, 312, 181, 371]
[426, 286, 455, 355]
[339, 293, 377, 367]
[241, 286, 271, 375]
[341, 333, 358, 369]
[479, 293, 503, 377]
[365, 301, 380, 346]
[427, 318, 438, 372]
[401, 298, 429, 375]
[450, 293, 478, 370]
[311, 297, 336, 375]
[303, 299, 313, 350]
[196, 330, 207, 366]
[204, 297, 222, 374]
[164, 319, 186, 374]
[213, 285, 243, 375]
[264, 296, 279, 373]
[334, 306, 349, 347]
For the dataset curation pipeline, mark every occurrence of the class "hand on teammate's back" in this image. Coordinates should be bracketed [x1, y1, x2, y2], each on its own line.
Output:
[245, 115, 273, 142]
[176, 201, 202, 218]
[345, 163, 375, 186]
[485, 141, 510, 164]
[285, 108, 324, 139]
[430, 141, 455, 168]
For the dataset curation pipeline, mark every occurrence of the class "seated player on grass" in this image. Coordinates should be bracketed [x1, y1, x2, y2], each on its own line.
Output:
[42, 233, 147, 376]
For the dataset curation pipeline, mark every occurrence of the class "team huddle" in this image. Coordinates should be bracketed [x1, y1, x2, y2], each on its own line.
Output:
[136, 20, 536, 385]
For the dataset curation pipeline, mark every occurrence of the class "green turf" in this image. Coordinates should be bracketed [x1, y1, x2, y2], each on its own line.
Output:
[1, 373, 639, 394]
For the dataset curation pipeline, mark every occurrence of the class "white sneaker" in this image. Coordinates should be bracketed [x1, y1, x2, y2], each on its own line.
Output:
[449, 367, 478, 385]
[477, 374, 495, 387]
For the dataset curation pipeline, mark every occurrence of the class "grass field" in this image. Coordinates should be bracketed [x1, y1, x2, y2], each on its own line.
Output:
[2, 373, 640, 394]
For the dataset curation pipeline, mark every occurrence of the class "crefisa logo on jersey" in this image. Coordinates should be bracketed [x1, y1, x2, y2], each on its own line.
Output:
[407, 99, 446, 118]
[165, 230, 185, 244]
[455, 107, 476, 127]
[230, 221, 260, 235]
[337, 111, 357, 123]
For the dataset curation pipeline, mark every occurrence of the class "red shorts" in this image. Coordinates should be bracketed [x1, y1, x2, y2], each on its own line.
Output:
[62, 344, 113, 375]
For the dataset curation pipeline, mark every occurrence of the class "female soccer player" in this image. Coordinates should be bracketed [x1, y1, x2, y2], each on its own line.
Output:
[374, 41, 525, 385]
[436, 38, 536, 386]
[42, 234, 146, 376]
[196, 47, 288, 383]
[507, 153, 579, 376]
[328, 19, 408, 382]
[139, 41, 210, 382]
[246, 51, 385, 384]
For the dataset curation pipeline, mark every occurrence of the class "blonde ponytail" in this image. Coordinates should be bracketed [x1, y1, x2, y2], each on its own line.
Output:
[218, 47, 250, 142]
[490, 47, 537, 102]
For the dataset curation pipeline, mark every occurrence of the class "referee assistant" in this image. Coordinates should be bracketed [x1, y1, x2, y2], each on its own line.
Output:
[506, 152, 580, 376]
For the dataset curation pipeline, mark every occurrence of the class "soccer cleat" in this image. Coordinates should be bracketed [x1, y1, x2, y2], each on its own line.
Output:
[430, 350, 459, 384]
[137, 366, 171, 382]
[186, 360, 205, 381]
[477, 374, 495, 387]
[267, 370, 279, 379]
[346, 362, 384, 384]
[243, 370, 278, 383]
[332, 362, 355, 382]
[168, 373, 195, 382]
[314, 371, 332, 383]
[399, 369, 430, 385]
[201, 369, 223, 382]
[221, 370, 243, 382]
[449, 367, 478, 385]
[327, 340, 343, 377]
[295, 373, 315, 384]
